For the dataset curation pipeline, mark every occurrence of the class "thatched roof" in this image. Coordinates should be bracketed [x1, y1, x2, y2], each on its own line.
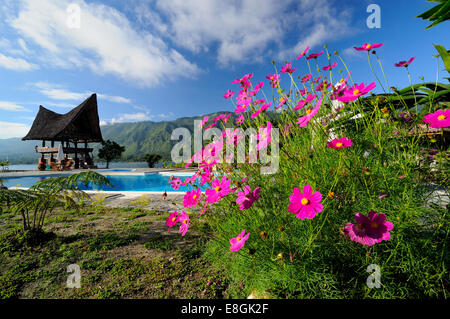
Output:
[22, 94, 103, 143]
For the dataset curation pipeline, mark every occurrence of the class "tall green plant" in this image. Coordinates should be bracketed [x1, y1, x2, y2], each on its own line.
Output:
[0, 171, 112, 234]
[416, 0, 450, 29]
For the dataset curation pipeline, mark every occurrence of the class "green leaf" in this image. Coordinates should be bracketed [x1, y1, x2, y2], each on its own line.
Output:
[433, 44, 450, 73]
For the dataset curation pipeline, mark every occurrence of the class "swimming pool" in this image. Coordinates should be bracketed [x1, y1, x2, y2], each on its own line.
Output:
[1, 173, 203, 192]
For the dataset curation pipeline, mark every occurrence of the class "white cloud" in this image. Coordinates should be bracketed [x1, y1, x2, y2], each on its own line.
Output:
[343, 46, 363, 59]
[8, 0, 200, 86]
[0, 53, 38, 71]
[0, 101, 30, 112]
[157, 112, 174, 119]
[140, 0, 354, 65]
[110, 112, 153, 124]
[148, 0, 288, 66]
[0, 121, 31, 138]
[98, 94, 132, 104]
[33, 82, 132, 104]
[277, 0, 354, 60]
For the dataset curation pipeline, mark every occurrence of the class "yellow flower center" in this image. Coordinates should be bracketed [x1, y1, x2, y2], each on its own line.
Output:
[215, 186, 221, 192]
[236, 236, 241, 242]
[193, 194, 197, 199]
[340, 78, 344, 83]
[262, 133, 267, 139]
[172, 217, 177, 222]
[306, 109, 312, 114]
[366, 44, 372, 49]
[356, 224, 364, 231]
[353, 89, 360, 95]
[438, 115, 446, 120]
[371, 222, 379, 229]
[336, 142, 343, 147]
[301, 198, 309, 205]
[183, 219, 188, 224]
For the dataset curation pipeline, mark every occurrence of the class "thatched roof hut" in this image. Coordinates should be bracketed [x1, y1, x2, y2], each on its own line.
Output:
[23, 93, 103, 143]
[22, 93, 103, 169]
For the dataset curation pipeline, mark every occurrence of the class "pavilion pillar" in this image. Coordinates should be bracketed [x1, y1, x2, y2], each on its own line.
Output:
[74, 142, 79, 169]
[40, 140, 45, 162]
[50, 140, 54, 161]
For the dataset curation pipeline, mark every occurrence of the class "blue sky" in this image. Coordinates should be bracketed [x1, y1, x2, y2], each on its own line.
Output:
[0, 0, 448, 138]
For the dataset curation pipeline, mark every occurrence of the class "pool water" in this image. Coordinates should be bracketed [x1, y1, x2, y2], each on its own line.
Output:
[1, 173, 204, 192]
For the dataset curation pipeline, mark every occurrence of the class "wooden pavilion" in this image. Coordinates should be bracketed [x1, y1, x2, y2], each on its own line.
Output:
[22, 93, 103, 169]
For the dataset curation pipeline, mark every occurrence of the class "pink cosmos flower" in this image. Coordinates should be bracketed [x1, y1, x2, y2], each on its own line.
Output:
[315, 81, 331, 92]
[169, 177, 182, 190]
[327, 137, 353, 149]
[276, 95, 288, 109]
[224, 128, 243, 146]
[166, 211, 180, 231]
[306, 50, 324, 60]
[181, 174, 198, 186]
[183, 188, 201, 208]
[215, 114, 226, 122]
[256, 121, 272, 151]
[230, 230, 250, 252]
[288, 184, 323, 219]
[294, 93, 316, 111]
[280, 62, 296, 74]
[198, 116, 209, 128]
[204, 121, 217, 130]
[312, 75, 321, 84]
[337, 82, 376, 103]
[236, 185, 261, 210]
[297, 97, 322, 127]
[322, 62, 338, 71]
[203, 141, 223, 162]
[298, 88, 309, 96]
[223, 113, 232, 124]
[235, 103, 248, 113]
[205, 176, 231, 204]
[249, 82, 264, 96]
[236, 114, 244, 125]
[296, 46, 310, 60]
[224, 89, 234, 99]
[394, 57, 415, 67]
[344, 210, 393, 246]
[232, 73, 253, 85]
[354, 43, 384, 51]
[199, 159, 217, 172]
[251, 102, 271, 118]
[178, 211, 190, 237]
[422, 109, 450, 128]
[330, 77, 350, 100]
[266, 74, 280, 88]
[301, 73, 312, 83]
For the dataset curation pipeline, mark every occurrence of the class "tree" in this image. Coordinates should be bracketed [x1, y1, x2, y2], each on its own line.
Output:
[144, 154, 162, 168]
[98, 140, 125, 169]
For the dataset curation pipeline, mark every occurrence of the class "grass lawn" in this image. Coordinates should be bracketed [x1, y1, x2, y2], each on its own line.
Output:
[0, 205, 231, 299]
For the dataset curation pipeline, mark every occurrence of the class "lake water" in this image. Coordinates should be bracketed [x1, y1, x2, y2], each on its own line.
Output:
[5, 162, 151, 171]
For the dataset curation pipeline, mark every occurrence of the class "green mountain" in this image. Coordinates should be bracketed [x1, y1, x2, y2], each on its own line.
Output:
[0, 111, 235, 164]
